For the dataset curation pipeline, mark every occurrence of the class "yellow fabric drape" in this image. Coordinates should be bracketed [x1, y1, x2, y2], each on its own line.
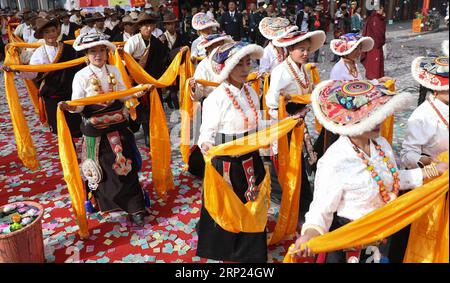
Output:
[3, 45, 40, 171]
[149, 88, 175, 198]
[75, 29, 80, 38]
[380, 80, 396, 144]
[123, 48, 194, 197]
[57, 85, 149, 238]
[203, 118, 298, 233]
[23, 79, 40, 116]
[113, 50, 139, 120]
[8, 56, 86, 72]
[305, 63, 320, 85]
[2, 44, 86, 169]
[247, 72, 260, 96]
[380, 115, 394, 144]
[123, 51, 183, 87]
[269, 96, 305, 245]
[180, 79, 193, 168]
[283, 163, 449, 261]
[404, 152, 449, 263]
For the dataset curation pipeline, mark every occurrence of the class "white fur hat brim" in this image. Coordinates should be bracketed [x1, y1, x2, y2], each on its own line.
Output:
[217, 45, 264, 83]
[198, 35, 233, 51]
[73, 39, 116, 52]
[311, 80, 415, 137]
[411, 57, 449, 91]
[442, 40, 449, 57]
[330, 36, 374, 56]
[273, 30, 326, 53]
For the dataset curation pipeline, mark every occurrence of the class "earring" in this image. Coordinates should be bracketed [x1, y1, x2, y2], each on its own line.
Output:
[85, 57, 90, 65]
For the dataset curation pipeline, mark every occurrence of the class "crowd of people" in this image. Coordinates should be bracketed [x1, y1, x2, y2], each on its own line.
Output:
[0, 0, 448, 264]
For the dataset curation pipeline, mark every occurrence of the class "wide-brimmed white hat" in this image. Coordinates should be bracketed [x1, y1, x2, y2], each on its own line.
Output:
[211, 41, 264, 83]
[197, 33, 234, 51]
[273, 30, 326, 53]
[192, 12, 219, 31]
[258, 17, 298, 40]
[73, 32, 116, 52]
[330, 33, 374, 56]
[411, 55, 448, 91]
[311, 80, 414, 137]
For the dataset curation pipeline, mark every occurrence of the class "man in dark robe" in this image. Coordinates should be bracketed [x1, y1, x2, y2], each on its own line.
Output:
[361, 7, 387, 80]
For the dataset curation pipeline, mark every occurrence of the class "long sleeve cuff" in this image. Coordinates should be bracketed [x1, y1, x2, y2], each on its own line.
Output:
[301, 224, 325, 236]
[399, 168, 423, 191]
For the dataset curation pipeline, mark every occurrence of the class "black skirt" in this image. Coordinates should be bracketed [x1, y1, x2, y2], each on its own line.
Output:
[196, 150, 268, 263]
[89, 128, 146, 214]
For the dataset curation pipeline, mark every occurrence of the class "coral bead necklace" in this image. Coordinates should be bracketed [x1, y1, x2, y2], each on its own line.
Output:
[224, 84, 258, 129]
[351, 139, 400, 203]
[286, 57, 310, 90]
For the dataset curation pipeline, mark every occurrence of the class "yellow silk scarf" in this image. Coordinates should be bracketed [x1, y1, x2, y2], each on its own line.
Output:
[123, 48, 194, 197]
[404, 152, 449, 263]
[3, 45, 40, 171]
[283, 154, 449, 262]
[113, 50, 139, 120]
[203, 118, 298, 233]
[268, 96, 305, 245]
[57, 85, 149, 238]
[3, 45, 86, 170]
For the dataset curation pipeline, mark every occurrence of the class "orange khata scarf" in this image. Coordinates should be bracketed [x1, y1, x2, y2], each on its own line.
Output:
[284, 152, 449, 263]
[2, 43, 87, 170]
[203, 117, 299, 233]
[122, 48, 195, 198]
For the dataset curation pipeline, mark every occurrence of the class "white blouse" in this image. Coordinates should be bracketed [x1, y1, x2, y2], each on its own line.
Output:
[60, 23, 70, 37]
[401, 96, 449, 169]
[19, 44, 60, 80]
[124, 33, 150, 60]
[70, 15, 82, 26]
[71, 64, 126, 113]
[192, 53, 220, 100]
[303, 136, 424, 234]
[329, 58, 365, 81]
[79, 26, 94, 36]
[198, 81, 269, 147]
[190, 35, 207, 60]
[265, 56, 313, 120]
[105, 20, 120, 31]
[259, 42, 286, 74]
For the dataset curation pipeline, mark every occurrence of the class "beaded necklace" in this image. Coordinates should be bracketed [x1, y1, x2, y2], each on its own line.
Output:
[351, 139, 400, 203]
[224, 84, 258, 129]
[286, 57, 310, 90]
[428, 95, 449, 130]
[89, 65, 117, 96]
